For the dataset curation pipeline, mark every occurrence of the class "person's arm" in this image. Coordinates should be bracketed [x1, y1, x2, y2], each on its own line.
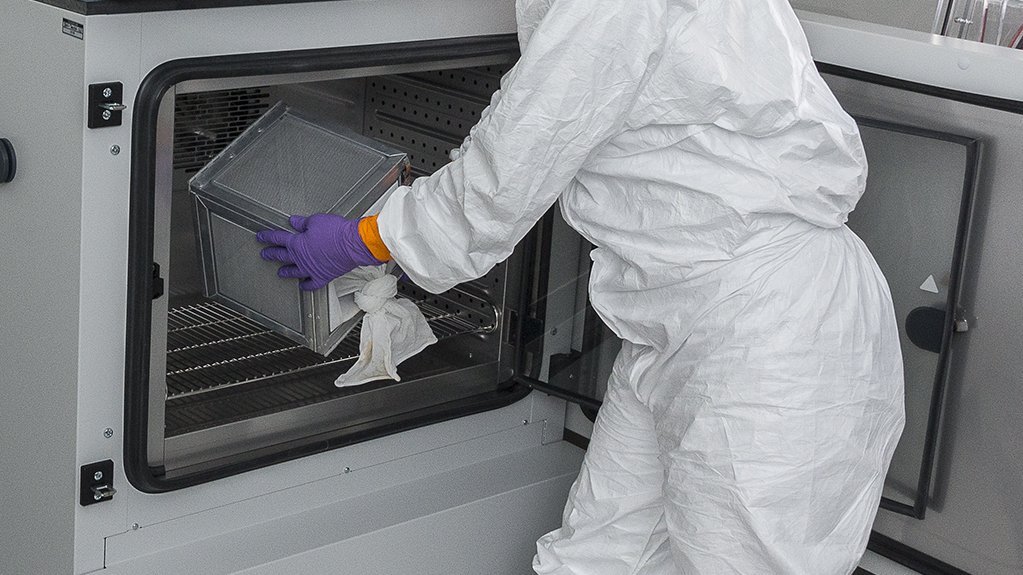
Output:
[377, 0, 667, 293]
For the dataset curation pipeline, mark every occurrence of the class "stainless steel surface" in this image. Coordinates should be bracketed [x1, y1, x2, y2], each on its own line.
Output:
[149, 94, 178, 472]
[163, 359, 508, 471]
[172, 55, 516, 98]
[364, 65, 508, 175]
[173, 88, 272, 175]
[150, 61, 522, 480]
[164, 297, 495, 401]
[190, 103, 410, 354]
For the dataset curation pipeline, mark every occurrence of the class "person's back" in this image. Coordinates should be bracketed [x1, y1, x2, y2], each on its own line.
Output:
[559, 0, 873, 351]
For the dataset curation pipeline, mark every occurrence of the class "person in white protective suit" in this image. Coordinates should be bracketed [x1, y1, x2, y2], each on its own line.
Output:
[257, 0, 907, 572]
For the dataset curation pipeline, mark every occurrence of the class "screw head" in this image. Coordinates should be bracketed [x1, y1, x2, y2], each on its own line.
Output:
[551, 328, 558, 336]
[131, 523, 140, 530]
[93, 493, 103, 501]
[522, 419, 529, 425]
[103, 428, 114, 439]
[102, 87, 113, 98]
[110, 145, 121, 156]
[93, 471, 104, 481]
[101, 110, 112, 121]
[343, 467, 352, 474]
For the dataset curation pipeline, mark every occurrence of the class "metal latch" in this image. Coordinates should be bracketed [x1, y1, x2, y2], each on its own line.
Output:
[954, 309, 969, 333]
[80, 460, 116, 506]
[88, 82, 126, 129]
[153, 262, 165, 300]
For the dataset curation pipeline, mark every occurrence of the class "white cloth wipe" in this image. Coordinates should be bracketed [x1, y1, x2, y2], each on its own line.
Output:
[331, 266, 437, 387]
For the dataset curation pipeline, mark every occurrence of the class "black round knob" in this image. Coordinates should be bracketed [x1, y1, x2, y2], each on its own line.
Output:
[0, 138, 15, 184]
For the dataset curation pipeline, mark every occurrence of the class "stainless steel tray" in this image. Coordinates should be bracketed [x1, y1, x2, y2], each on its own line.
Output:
[189, 102, 410, 355]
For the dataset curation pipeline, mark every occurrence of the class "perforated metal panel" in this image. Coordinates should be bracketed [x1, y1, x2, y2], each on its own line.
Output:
[173, 88, 272, 175]
[364, 64, 509, 175]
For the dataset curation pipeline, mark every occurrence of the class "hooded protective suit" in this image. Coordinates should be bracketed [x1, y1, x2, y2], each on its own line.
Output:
[377, 0, 905, 572]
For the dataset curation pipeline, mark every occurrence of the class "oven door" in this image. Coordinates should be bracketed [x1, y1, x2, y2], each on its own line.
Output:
[527, 13, 999, 531]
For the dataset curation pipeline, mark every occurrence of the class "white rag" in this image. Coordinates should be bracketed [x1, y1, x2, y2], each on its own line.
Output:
[330, 266, 437, 387]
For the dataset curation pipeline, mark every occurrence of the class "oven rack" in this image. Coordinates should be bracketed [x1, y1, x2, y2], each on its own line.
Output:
[164, 297, 495, 400]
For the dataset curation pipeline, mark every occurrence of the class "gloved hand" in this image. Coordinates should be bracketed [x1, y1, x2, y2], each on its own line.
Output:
[256, 214, 385, 291]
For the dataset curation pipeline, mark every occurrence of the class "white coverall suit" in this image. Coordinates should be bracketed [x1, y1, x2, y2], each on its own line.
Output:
[377, 0, 906, 572]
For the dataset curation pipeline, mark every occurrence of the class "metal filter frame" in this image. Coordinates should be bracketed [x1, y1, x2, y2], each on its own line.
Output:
[189, 103, 410, 355]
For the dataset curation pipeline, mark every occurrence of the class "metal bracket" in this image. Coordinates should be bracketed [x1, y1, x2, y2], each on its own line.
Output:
[88, 82, 126, 129]
[80, 460, 116, 506]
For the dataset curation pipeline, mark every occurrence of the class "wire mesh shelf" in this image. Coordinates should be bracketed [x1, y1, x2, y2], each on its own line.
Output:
[165, 297, 495, 400]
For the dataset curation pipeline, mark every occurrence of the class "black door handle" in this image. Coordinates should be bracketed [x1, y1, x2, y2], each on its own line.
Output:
[0, 138, 15, 183]
[905, 306, 947, 353]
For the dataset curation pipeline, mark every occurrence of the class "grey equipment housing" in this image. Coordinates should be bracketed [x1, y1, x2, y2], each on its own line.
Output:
[189, 102, 410, 355]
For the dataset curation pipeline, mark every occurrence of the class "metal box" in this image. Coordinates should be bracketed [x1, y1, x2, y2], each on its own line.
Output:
[190, 103, 410, 355]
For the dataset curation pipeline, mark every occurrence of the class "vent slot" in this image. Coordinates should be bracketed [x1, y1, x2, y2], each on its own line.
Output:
[173, 88, 272, 175]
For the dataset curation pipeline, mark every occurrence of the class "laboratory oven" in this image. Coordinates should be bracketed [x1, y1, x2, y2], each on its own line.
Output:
[5, 1, 1023, 574]
[1, 1, 597, 574]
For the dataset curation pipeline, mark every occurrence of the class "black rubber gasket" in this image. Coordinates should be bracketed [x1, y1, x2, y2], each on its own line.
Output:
[848, 116, 980, 521]
[868, 531, 973, 575]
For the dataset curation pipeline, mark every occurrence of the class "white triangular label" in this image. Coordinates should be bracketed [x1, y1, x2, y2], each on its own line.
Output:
[920, 275, 939, 294]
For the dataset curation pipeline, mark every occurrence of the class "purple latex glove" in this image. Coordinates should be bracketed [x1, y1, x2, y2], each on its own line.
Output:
[256, 214, 383, 291]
